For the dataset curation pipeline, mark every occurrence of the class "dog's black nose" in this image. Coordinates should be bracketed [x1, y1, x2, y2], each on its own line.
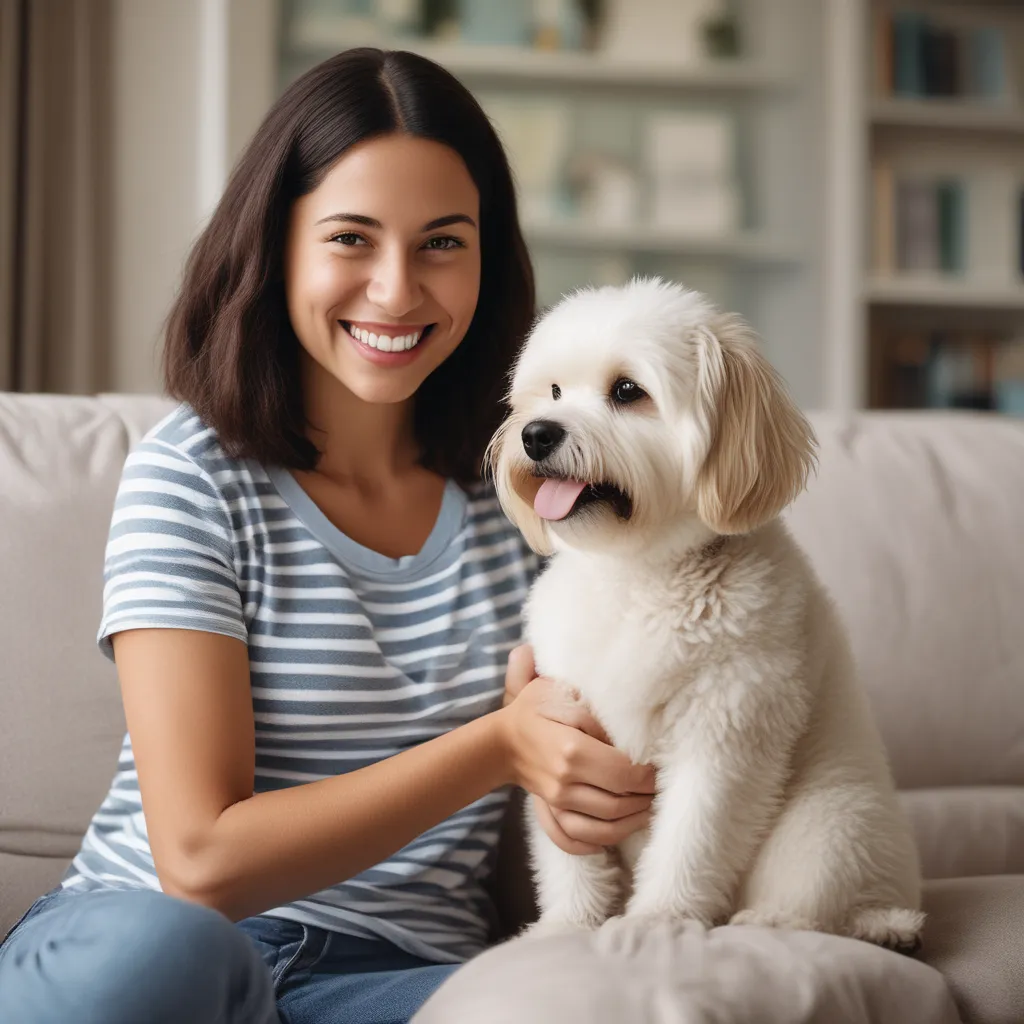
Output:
[522, 420, 566, 462]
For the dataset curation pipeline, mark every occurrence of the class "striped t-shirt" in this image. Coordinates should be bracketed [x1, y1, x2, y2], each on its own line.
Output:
[62, 404, 539, 963]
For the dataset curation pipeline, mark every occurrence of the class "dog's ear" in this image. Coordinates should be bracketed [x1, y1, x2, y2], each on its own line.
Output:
[694, 314, 817, 535]
[486, 418, 554, 556]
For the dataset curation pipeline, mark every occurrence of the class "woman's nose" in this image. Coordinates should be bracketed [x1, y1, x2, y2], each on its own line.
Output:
[366, 249, 422, 317]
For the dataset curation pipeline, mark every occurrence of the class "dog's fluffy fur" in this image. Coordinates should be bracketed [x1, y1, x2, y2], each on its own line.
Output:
[489, 278, 924, 950]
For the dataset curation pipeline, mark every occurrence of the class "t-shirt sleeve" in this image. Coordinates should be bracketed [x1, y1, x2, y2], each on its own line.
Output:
[97, 439, 247, 660]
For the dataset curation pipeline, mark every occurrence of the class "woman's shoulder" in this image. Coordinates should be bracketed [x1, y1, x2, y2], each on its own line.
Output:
[128, 403, 255, 487]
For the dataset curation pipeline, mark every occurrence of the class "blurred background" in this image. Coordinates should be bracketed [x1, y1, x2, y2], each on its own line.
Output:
[2, 0, 1023, 413]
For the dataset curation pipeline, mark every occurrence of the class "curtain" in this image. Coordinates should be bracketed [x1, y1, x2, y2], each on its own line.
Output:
[0, 0, 112, 393]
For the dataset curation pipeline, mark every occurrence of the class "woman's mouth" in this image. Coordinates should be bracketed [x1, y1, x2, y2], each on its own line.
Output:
[340, 321, 435, 355]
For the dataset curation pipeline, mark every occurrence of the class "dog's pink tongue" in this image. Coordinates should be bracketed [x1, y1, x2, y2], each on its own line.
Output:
[534, 479, 587, 521]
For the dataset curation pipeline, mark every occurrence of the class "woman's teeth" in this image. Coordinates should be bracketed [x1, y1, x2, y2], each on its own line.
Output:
[346, 323, 424, 352]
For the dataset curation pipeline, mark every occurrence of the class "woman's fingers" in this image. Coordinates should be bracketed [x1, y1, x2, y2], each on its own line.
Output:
[502, 645, 535, 707]
[532, 795, 604, 856]
[550, 805, 652, 849]
[547, 783, 652, 821]
[557, 728, 657, 797]
[544, 700, 606, 741]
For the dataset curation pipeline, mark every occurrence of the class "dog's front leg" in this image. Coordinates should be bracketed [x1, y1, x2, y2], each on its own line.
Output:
[624, 678, 807, 927]
[524, 799, 624, 936]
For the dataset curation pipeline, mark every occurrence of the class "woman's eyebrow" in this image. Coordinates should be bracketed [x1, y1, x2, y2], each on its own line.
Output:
[422, 213, 477, 231]
[314, 212, 477, 230]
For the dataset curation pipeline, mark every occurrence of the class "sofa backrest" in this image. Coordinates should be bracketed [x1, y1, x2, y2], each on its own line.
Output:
[1, 395, 1021, 933]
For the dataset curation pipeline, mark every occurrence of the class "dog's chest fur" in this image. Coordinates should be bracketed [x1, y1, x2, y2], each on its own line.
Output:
[524, 530, 797, 765]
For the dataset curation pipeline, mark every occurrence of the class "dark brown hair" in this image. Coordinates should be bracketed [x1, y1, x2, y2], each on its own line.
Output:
[163, 48, 535, 483]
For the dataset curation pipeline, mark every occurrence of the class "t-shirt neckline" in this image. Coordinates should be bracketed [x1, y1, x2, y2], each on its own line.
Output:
[267, 467, 467, 581]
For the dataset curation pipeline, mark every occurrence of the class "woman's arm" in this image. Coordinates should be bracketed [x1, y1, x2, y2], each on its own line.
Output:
[115, 629, 654, 922]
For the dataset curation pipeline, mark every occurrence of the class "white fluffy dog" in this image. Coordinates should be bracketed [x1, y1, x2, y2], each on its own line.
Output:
[489, 278, 924, 951]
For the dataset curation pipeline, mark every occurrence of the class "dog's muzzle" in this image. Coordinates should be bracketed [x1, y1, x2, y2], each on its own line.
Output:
[522, 420, 566, 462]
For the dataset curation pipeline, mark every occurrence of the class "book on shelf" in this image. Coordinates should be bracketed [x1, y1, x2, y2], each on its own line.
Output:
[872, 329, 1024, 414]
[873, 163, 967, 275]
[875, 10, 1010, 103]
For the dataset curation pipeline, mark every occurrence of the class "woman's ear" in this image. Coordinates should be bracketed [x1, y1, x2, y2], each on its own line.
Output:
[694, 314, 817, 535]
[486, 417, 554, 556]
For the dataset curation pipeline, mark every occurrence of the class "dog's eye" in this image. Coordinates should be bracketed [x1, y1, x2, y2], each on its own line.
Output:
[611, 378, 647, 405]
[551, 384, 561, 401]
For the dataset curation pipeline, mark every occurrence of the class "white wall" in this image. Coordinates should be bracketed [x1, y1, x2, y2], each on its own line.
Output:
[109, 0, 276, 393]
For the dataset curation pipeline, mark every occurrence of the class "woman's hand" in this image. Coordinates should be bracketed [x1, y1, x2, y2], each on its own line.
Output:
[498, 645, 656, 855]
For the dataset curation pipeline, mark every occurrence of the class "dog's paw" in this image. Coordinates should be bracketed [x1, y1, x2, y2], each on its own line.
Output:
[621, 903, 715, 930]
[728, 908, 820, 932]
[846, 906, 925, 956]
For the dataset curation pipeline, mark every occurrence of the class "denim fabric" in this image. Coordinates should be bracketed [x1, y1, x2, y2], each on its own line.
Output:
[0, 887, 459, 1024]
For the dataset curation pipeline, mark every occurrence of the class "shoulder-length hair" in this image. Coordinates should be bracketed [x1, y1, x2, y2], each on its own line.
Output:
[163, 48, 535, 483]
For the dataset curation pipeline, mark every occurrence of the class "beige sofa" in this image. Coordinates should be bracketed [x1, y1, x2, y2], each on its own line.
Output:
[1, 393, 1022, 1023]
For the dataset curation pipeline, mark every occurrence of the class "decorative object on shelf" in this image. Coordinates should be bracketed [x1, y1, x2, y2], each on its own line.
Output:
[702, 8, 741, 59]
[644, 110, 739, 235]
[422, 0, 459, 40]
[598, 0, 730, 65]
[456, 0, 532, 46]
[566, 152, 639, 227]
[532, 0, 588, 51]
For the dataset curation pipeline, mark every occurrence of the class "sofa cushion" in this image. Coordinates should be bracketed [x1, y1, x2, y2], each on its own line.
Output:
[919, 875, 1024, 1024]
[901, 788, 1024, 880]
[413, 916, 961, 1024]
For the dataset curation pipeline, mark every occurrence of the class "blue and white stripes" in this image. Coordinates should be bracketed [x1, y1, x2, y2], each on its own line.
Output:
[63, 404, 538, 963]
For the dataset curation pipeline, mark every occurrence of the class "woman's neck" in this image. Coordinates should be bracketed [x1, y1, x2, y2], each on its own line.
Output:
[300, 354, 419, 486]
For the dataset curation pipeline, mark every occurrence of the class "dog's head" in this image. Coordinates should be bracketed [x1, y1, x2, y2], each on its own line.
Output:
[487, 278, 817, 555]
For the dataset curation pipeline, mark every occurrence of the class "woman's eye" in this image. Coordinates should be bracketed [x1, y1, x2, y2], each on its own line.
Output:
[423, 236, 464, 251]
[611, 378, 647, 405]
[330, 232, 367, 246]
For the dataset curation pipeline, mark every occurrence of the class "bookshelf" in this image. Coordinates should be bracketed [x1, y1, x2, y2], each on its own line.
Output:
[862, 0, 1024, 414]
[190, 0, 1024, 416]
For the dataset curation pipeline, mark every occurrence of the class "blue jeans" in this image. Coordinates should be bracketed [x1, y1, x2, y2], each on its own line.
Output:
[0, 887, 459, 1024]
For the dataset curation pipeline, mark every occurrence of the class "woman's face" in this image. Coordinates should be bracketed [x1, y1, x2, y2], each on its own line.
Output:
[285, 133, 482, 407]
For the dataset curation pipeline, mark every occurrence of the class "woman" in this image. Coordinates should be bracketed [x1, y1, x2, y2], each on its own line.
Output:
[0, 48, 654, 1024]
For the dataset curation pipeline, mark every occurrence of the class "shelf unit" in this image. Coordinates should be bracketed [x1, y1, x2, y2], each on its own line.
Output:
[171, 0, 1024, 414]
[856, 0, 1024, 413]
